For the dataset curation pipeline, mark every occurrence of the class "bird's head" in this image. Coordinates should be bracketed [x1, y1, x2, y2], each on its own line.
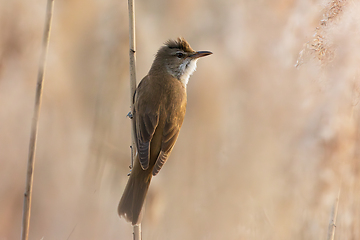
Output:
[151, 37, 212, 86]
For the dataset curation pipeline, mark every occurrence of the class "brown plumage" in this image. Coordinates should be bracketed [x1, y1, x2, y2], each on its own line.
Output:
[118, 38, 212, 225]
[165, 37, 194, 52]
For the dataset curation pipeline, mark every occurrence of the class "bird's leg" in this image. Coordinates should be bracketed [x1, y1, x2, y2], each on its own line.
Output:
[127, 111, 133, 119]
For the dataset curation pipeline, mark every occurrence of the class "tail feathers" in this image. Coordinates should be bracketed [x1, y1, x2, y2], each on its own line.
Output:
[118, 161, 152, 225]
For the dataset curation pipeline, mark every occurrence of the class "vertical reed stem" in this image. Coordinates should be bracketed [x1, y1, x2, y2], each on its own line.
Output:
[128, 0, 137, 167]
[133, 224, 142, 240]
[128, 0, 141, 239]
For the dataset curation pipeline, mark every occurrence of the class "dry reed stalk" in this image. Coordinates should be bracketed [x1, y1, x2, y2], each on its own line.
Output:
[133, 224, 141, 240]
[128, 0, 137, 166]
[327, 187, 341, 240]
[21, 0, 55, 240]
[127, 0, 141, 239]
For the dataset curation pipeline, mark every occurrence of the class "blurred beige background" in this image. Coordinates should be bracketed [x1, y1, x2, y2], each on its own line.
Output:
[1, 0, 360, 239]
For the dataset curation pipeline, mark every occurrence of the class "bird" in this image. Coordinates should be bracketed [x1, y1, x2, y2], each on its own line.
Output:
[118, 37, 212, 225]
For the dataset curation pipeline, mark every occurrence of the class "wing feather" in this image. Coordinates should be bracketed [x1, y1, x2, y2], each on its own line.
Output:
[152, 124, 180, 176]
[136, 114, 158, 170]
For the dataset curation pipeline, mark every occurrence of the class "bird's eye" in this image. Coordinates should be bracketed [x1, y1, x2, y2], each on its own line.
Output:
[176, 52, 184, 58]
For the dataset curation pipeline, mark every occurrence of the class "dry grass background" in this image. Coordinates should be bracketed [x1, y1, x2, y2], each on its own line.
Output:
[1, 0, 360, 239]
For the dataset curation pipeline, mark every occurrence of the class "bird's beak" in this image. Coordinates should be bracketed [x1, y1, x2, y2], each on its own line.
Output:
[189, 51, 213, 59]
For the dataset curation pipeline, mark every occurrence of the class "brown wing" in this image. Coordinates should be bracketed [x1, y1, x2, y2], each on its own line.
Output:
[136, 111, 159, 170]
[134, 77, 160, 170]
[152, 123, 180, 176]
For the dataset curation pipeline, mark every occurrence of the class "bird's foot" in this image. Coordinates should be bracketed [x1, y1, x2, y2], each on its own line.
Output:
[127, 111, 133, 119]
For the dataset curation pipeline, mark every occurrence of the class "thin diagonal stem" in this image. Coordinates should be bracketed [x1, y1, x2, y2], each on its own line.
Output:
[21, 1, 55, 240]
[327, 187, 341, 240]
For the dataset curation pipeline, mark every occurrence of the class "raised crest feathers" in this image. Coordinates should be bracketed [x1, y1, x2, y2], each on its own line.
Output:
[165, 37, 194, 53]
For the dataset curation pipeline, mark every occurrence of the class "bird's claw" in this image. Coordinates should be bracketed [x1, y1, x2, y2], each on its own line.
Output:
[127, 111, 133, 119]
[127, 166, 132, 176]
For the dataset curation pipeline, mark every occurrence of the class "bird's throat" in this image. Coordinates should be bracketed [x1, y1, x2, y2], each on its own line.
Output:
[166, 59, 198, 87]
[179, 59, 198, 87]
